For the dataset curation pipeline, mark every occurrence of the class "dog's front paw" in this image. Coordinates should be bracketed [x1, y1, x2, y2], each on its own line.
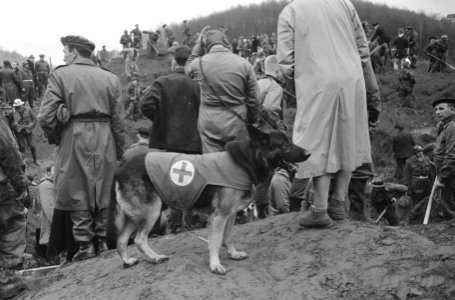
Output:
[150, 255, 169, 264]
[228, 251, 248, 261]
[210, 263, 227, 275]
[122, 257, 139, 268]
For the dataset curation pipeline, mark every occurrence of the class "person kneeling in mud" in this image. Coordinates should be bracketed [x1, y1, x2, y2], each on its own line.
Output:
[370, 178, 407, 226]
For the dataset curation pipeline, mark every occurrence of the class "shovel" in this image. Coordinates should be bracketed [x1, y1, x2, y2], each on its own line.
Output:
[423, 180, 438, 225]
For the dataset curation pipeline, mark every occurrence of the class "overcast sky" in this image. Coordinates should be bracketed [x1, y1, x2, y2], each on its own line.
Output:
[0, 0, 452, 65]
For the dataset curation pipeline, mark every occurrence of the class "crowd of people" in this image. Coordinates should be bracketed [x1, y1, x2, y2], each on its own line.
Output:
[0, 1, 454, 285]
[0, 55, 50, 108]
[0, 55, 51, 165]
[364, 21, 450, 74]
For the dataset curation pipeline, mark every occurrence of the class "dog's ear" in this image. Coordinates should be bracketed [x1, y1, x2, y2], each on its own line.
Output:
[247, 125, 270, 146]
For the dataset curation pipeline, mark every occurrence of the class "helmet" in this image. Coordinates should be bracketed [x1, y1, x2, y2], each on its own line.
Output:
[413, 145, 423, 154]
[441, 34, 449, 40]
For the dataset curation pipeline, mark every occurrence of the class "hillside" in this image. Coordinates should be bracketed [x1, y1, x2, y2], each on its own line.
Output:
[0, 48, 27, 63]
[169, 0, 454, 61]
[19, 214, 455, 299]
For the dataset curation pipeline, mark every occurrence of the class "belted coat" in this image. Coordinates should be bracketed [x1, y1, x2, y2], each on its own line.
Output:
[38, 57, 125, 211]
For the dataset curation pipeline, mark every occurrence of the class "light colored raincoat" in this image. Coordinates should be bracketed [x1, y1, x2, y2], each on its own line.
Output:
[277, 0, 374, 178]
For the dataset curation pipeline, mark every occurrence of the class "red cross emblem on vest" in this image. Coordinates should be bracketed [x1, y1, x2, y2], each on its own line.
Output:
[170, 160, 195, 186]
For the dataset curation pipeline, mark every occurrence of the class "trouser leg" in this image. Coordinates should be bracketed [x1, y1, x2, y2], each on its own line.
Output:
[16, 133, 26, 153]
[94, 208, 108, 238]
[395, 158, 406, 182]
[441, 178, 455, 221]
[70, 210, 95, 242]
[0, 188, 26, 269]
[289, 178, 310, 212]
[348, 178, 368, 218]
[169, 208, 183, 232]
[254, 182, 270, 219]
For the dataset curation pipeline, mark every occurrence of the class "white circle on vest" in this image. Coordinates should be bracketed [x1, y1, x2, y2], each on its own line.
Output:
[170, 160, 195, 186]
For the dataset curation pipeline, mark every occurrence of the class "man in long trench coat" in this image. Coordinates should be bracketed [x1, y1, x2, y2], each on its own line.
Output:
[38, 35, 125, 261]
[277, 0, 379, 227]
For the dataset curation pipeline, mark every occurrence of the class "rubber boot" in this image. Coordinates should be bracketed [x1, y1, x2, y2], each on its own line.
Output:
[289, 197, 302, 212]
[31, 148, 39, 165]
[73, 241, 96, 261]
[299, 207, 333, 228]
[97, 237, 109, 254]
[328, 198, 346, 220]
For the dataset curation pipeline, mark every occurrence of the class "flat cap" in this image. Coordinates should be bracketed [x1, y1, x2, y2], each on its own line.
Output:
[60, 35, 95, 51]
[39, 54, 45, 57]
[432, 98, 455, 107]
[406, 25, 414, 29]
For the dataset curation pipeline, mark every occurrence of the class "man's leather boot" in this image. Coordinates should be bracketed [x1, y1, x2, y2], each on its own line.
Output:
[73, 241, 96, 261]
[97, 237, 109, 254]
[328, 198, 346, 220]
[299, 207, 333, 228]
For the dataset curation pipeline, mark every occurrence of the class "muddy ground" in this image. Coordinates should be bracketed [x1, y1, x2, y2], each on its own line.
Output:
[19, 216, 455, 300]
[9, 53, 455, 299]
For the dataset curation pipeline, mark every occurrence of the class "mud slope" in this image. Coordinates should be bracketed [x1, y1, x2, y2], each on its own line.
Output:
[20, 214, 455, 300]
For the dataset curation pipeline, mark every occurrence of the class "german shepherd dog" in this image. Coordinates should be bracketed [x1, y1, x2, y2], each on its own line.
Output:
[113, 126, 310, 274]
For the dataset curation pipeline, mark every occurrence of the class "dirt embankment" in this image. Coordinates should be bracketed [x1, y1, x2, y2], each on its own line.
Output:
[368, 62, 455, 179]
[20, 214, 455, 300]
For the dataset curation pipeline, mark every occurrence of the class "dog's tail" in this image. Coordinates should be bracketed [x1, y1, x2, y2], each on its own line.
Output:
[106, 180, 123, 250]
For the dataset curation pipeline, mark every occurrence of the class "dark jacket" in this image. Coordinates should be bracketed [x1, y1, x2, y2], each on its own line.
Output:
[140, 67, 202, 153]
[404, 155, 432, 189]
[392, 131, 415, 159]
[370, 26, 391, 45]
[393, 36, 409, 58]
[434, 114, 455, 184]
[407, 30, 419, 48]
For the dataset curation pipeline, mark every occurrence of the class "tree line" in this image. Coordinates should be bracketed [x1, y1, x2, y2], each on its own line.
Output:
[169, 0, 454, 59]
[0, 48, 27, 64]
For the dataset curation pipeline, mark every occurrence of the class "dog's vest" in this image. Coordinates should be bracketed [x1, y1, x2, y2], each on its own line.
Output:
[145, 151, 252, 210]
